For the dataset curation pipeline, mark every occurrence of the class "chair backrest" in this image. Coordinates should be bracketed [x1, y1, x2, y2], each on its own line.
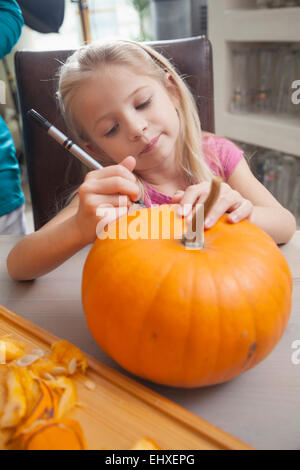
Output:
[15, 36, 215, 230]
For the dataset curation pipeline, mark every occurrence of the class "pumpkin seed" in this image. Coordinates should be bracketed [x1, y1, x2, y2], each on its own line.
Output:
[16, 354, 40, 367]
[31, 349, 45, 358]
[50, 366, 67, 375]
[42, 373, 55, 381]
[84, 380, 96, 391]
[68, 358, 77, 375]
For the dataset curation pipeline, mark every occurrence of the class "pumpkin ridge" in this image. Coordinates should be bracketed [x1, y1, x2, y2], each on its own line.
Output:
[133, 249, 187, 379]
[89, 238, 182, 372]
[184, 253, 224, 386]
[163, 251, 197, 384]
[205, 247, 250, 384]
[103, 245, 145, 357]
[254, 259, 291, 342]
[222, 228, 292, 287]
[82, 239, 137, 301]
[213, 266, 242, 383]
[205, 254, 222, 384]
[242, 248, 288, 353]
[228, 244, 290, 367]
[83, 239, 139, 353]
[251, 250, 288, 342]
[179, 254, 197, 385]
[121, 241, 174, 373]
[230, 242, 291, 342]
[219, 248, 258, 376]
[228, 229, 291, 285]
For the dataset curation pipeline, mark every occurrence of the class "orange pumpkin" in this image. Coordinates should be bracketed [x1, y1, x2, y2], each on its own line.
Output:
[82, 202, 292, 388]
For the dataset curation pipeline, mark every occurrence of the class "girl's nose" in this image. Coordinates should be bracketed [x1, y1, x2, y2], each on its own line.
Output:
[127, 118, 148, 141]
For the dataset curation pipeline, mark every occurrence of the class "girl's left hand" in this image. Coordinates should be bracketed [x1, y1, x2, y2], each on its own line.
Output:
[172, 181, 254, 229]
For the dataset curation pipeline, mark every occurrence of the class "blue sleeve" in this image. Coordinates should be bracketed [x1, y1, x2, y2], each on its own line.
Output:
[0, 0, 24, 59]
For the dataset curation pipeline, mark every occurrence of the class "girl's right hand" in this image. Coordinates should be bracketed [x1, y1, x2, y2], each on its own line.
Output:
[74, 156, 140, 244]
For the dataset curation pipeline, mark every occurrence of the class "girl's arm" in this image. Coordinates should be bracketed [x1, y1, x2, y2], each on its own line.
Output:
[227, 157, 296, 245]
[6, 198, 85, 281]
[7, 157, 140, 281]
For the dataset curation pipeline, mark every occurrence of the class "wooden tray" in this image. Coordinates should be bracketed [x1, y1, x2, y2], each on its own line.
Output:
[0, 305, 252, 450]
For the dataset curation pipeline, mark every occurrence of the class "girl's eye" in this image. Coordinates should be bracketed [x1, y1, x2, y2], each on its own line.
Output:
[105, 125, 118, 137]
[104, 99, 151, 137]
[136, 98, 151, 110]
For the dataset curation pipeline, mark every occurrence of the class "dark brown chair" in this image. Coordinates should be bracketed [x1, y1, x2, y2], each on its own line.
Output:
[14, 36, 215, 230]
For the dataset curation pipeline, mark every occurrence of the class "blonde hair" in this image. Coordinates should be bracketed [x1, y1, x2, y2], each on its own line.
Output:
[56, 39, 224, 200]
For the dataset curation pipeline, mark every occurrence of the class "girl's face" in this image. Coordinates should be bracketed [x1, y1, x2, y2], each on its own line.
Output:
[72, 65, 180, 172]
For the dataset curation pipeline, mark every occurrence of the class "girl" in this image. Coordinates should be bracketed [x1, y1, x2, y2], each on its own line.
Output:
[7, 40, 296, 280]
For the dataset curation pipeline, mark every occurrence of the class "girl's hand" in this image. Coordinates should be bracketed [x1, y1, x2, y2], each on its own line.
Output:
[172, 181, 253, 229]
[75, 156, 140, 244]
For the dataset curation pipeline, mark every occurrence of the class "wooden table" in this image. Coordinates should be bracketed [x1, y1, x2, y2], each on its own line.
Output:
[1, 233, 300, 450]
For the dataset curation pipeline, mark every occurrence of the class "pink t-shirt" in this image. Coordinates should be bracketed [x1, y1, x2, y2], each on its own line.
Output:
[143, 134, 243, 208]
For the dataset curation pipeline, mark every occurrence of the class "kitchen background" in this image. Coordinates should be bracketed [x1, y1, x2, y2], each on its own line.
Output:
[0, 0, 299, 232]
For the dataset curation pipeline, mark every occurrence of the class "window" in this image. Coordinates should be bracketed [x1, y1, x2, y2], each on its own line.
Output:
[18, 0, 142, 51]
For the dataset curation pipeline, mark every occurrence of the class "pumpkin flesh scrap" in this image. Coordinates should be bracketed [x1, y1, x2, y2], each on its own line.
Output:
[13, 368, 41, 418]
[0, 369, 27, 428]
[13, 418, 87, 450]
[50, 340, 88, 375]
[9, 378, 55, 441]
[46, 376, 77, 419]
[130, 437, 160, 450]
[0, 337, 25, 362]
[0, 339, 89, 449]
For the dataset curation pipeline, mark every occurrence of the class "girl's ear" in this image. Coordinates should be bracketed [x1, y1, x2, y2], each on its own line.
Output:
[163, 72, 180, 106]
[84, 141, 95, 154]
[83, 141, 113, 166]
[83, 141, 102, 159]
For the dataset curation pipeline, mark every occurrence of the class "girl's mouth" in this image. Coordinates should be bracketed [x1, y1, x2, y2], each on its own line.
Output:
[140, 134, 160, 154]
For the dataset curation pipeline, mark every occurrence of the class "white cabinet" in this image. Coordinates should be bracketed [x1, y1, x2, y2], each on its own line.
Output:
[207, 0, 300, 156]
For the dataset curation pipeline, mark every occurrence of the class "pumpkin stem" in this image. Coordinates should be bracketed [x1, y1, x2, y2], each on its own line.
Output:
[181, 178, 222, 249]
